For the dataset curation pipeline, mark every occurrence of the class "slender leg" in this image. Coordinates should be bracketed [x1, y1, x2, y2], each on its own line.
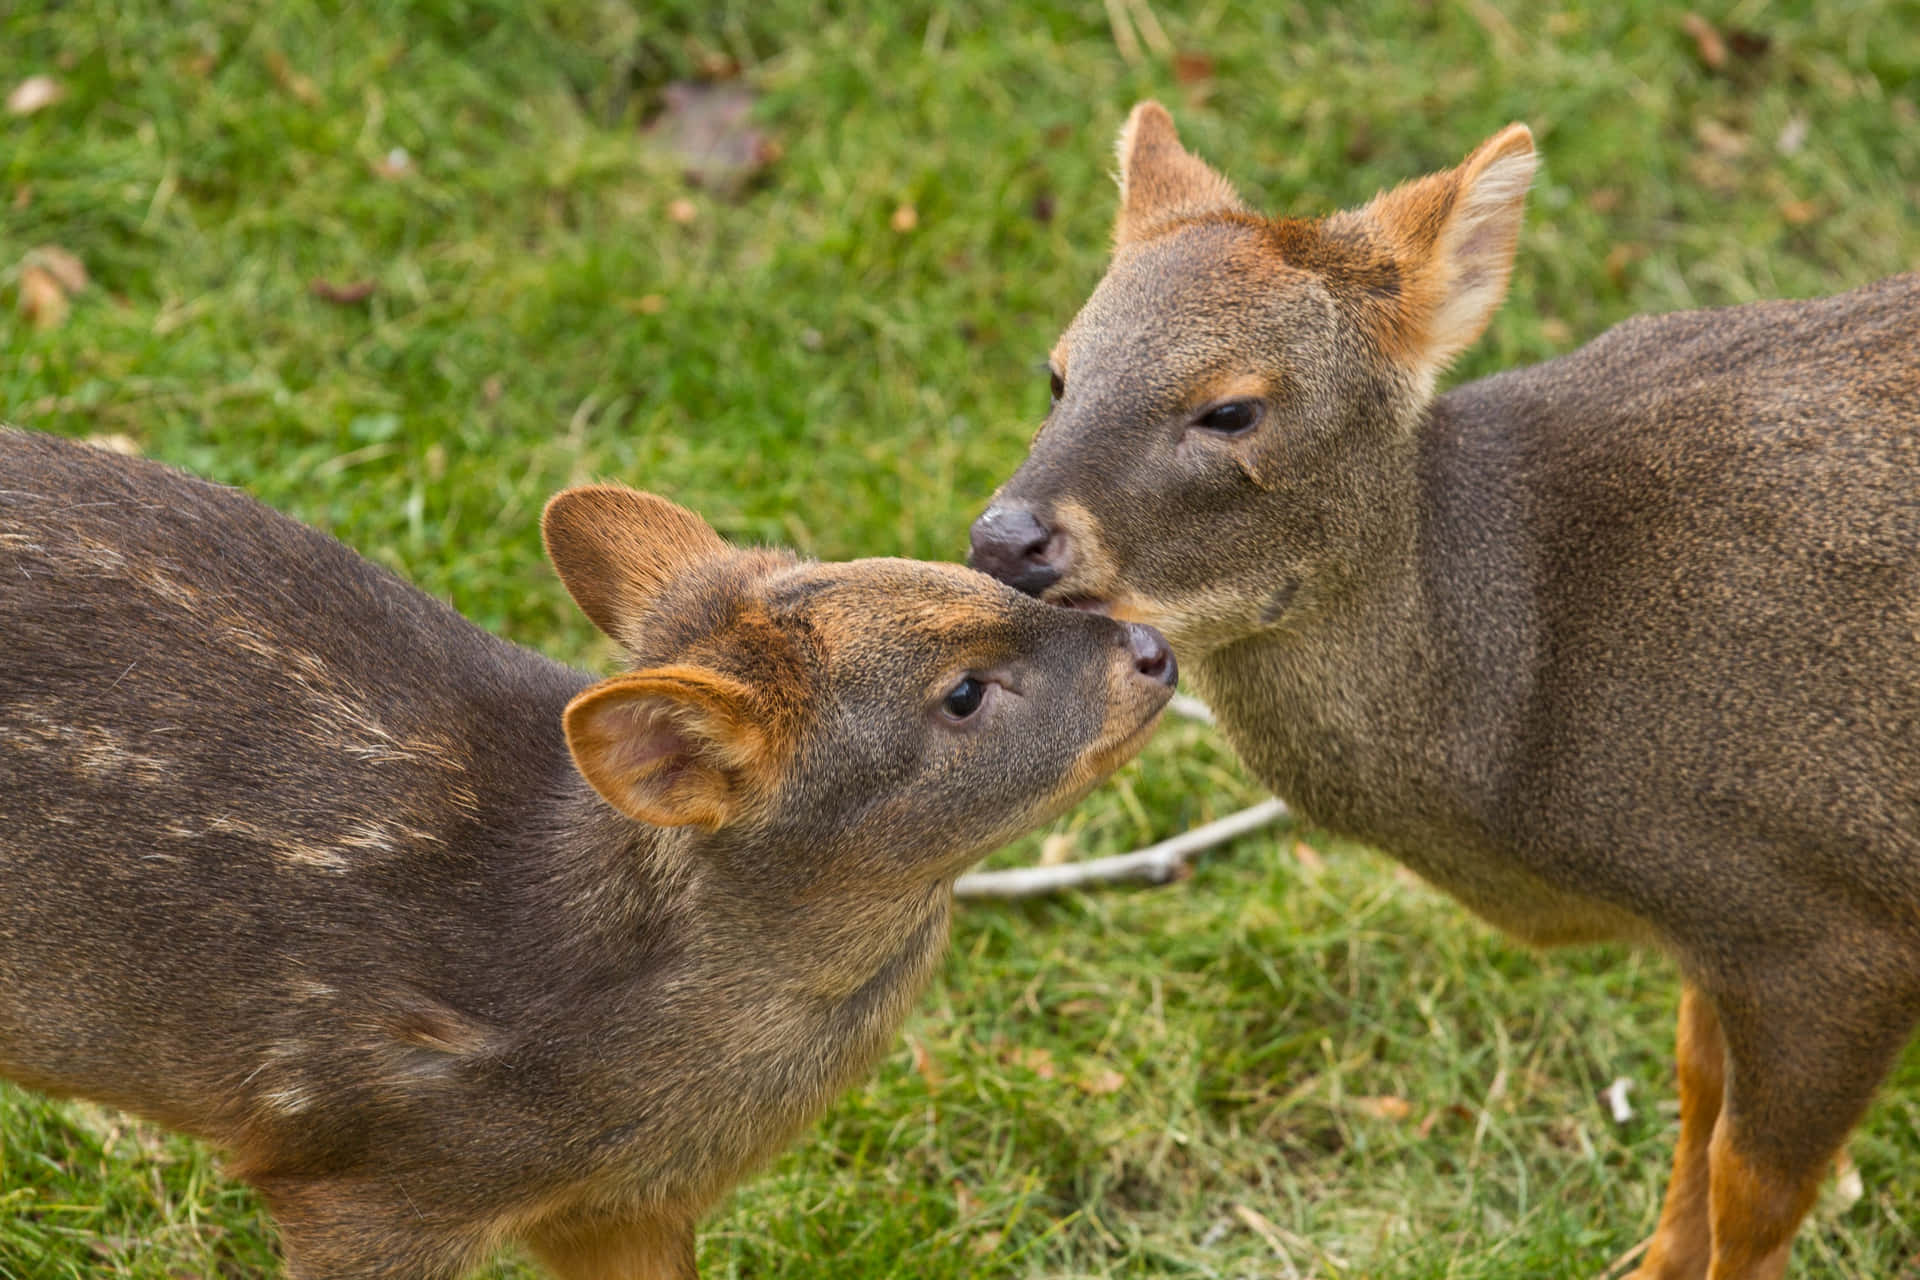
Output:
[1630, 982, 1724, 1280]
[1698, 959, 1918, 1280]
[526, 1212, 698, 1280]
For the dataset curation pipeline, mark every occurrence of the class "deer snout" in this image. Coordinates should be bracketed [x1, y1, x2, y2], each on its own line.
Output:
[1124, 622, 1177, 688]
[969, 504, 1071, 596]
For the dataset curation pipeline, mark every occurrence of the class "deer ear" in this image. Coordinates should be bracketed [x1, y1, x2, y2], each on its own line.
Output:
[563, 666, 781, 829]
[543, 486, 730, 651]
[1357, 123, 1537, 390]
[1113, 101, 1247, 247]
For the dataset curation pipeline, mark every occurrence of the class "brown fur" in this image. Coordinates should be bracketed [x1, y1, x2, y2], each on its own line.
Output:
[0, 427, 1175, 1278]
[972, 102, 1920, 1278]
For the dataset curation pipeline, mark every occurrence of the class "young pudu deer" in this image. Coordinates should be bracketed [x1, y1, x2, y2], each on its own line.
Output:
[0, 426, 1176, 1279]
[970, 103, 1919, 1279]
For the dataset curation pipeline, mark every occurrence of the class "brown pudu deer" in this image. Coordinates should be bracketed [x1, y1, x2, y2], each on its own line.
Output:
[0, 426, 1177, 1279]
[969, 102, 1920, 1279]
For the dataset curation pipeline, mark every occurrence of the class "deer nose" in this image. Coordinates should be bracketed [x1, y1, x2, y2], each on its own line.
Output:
[969, 505, 1068, 596]
[1124, 622, 1177, 688]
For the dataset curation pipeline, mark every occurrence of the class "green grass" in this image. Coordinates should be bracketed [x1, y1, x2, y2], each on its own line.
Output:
[4, 1, 1919, 1276]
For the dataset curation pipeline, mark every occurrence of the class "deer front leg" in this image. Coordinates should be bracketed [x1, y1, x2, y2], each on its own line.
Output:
[1697, 951, 1917, 1280]
[1629, 982, 1724, 1280]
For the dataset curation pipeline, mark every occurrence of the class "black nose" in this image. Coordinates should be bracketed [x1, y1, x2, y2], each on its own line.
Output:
[1125, 622, 1177, 688]
[969, 504, 1065, 596]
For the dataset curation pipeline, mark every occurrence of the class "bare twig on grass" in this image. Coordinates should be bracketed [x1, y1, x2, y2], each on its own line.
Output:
[954, 798, 1289, 899]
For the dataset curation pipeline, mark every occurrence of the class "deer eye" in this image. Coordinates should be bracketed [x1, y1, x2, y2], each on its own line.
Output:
[1195, 400, 1263, 435]
[941, 676, 987, 721]
[1048, 369, 1065, 405]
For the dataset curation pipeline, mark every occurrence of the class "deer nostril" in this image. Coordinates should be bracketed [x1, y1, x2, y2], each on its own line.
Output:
[969, 505, 1066, 596]
[1125, 623, 1177, 688]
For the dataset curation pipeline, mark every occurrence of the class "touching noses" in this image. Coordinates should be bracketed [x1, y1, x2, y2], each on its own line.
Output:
[1125, 622, 1177, 688]
[969, 505, 1070, 596]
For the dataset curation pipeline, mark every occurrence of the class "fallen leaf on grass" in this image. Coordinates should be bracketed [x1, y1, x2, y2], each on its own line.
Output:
[667, 197, 698, 225]
[907, 1035, 941, 1089]
[1289, 839, 1325, 875]
[1681, 13, 1727, 71]
[16, 245, 89, 329]
[1006, 1046, 1055, 1080]
[1604, 243, 1647, 288]
[890, 203, 919, 233]
[29, 244, 88, 294]
[1173, 51, 1214, 85]
[1076, 1066, 1126, 1096]
[7, 75, 64, 116]
[1780, 198, 1818, 226]
[9, 278, 67, 335]
[1695, 118, 1749, 159]
[1353, 1094, 1413, 1121]
[265, 49, 321, 104]
[648, 81, 779, 198]
[310, 278, 377, 305]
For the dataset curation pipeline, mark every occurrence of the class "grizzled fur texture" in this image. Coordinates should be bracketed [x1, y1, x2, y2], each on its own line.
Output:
[971, 102, 1920, 1280]
[0, 427, 1173, 1279]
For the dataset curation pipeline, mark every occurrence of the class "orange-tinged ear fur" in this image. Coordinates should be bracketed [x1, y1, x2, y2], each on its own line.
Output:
[1113, 101, 1247, 247]
[1357, 123, 1537, 391]
[543, 486, 730, 652]
[564, 666, 777, 828]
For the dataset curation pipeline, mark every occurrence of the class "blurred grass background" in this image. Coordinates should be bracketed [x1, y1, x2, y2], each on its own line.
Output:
[3, 1, 1918, 1276]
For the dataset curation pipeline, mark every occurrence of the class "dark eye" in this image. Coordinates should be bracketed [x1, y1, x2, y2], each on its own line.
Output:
[941, 676, 986, 720]
[1196, 400, 1263, 435]
[1048, 369, 1065, 405]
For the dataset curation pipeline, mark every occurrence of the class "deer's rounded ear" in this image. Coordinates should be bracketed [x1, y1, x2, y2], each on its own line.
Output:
[542, 487, 730, 651]
[1354, 123, 1537, 391]
[563, 666, 782, 829]
[1113, 101, 1247, 247]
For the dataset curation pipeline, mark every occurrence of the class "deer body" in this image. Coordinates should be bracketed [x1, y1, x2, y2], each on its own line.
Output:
[970, 103, 1920, 1279]
[0, 426, 1175, 1278]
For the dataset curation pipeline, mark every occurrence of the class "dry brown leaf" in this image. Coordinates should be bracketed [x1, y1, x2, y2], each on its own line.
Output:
[1604, 243, 1647, 288]
[1695, 118, 1749, 159]
[1354, 1094, 1414, 1121]
[907, 1035, 941, 1088]
[1076, 1066, 1126, 1096]
[1007, 1046, 1055, 1080]
[29, 245, 88, 294]
[1681, 13, 1727, 71]
[890, 203, 919, 233]
[309, 278, 377, 305]
[7, 75, 64, 116]
[1290, 839, 1325, 875]
[1780, 199, 1818, 226]
[1173, 51, 1214, 86]
[19, 265, 69, 329]
[265, 50, 321, 104]
[667, 197, 698, 225]
[1540, 317, 1574, 346]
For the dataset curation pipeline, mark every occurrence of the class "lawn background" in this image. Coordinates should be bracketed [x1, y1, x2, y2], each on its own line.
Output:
[3, 2, 1918, 1276]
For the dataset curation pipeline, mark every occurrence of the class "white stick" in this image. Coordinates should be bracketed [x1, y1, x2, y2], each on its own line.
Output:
[954, 798, 1290, 900]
